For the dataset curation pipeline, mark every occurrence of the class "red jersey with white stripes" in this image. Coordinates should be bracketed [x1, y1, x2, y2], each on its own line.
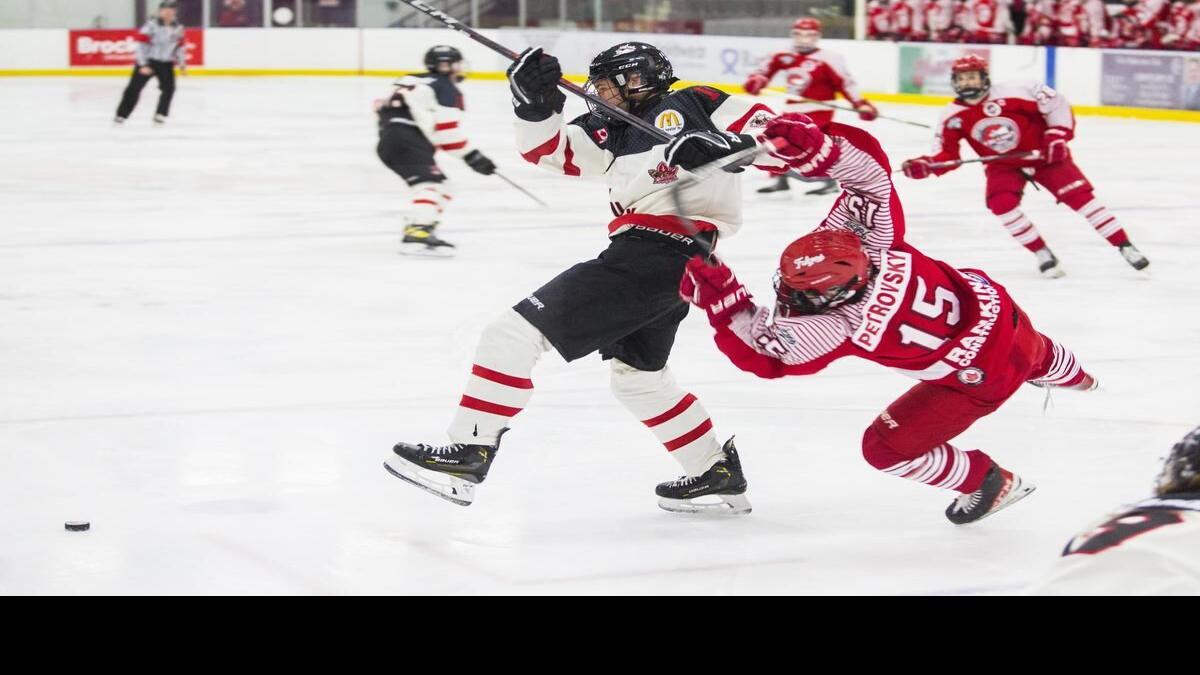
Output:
[515, 86, 786, 239]
[380, 73, 476, 159]
[929, 81, 1075, 172]
[747, 48, 866, 111]
[713, 125, 1023, 384]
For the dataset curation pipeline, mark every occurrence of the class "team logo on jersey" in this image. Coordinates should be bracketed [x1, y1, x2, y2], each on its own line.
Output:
[983, 101, 1003, 117]
[648, 161, 680, 185]
[779, 55, 795, 66]
[971, 117, 1021, 153]
[655, 109, 686, 136]
[957, 367, 985, 386]
[946, 116, 964, 131]
[593, 127, 609, 145]
[793, 254, 827, 269]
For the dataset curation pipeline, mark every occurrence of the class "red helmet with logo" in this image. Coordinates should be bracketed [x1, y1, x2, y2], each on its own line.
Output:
[951, 54, 991, 100]
[775, 230, 872, 316]
[793, 17, 823, 32]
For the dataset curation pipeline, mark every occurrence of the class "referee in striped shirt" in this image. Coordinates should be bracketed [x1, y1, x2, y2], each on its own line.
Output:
[115, 1, 188, 125]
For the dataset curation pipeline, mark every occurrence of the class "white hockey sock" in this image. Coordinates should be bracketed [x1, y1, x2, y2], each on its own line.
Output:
[995, 208, 1047, 253]
[409, 183, 453, 225]
[881, 443, 977, 491]
[609, 360, 724, 477]
[447, 310, 551, 445]
[1078, 199, 1129, 246]
[1030, 339, 1085, 387]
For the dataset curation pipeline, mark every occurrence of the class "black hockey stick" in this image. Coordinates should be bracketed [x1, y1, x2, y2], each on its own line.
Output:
[398, 0, 673, 143]
[494, 171, 548, 207]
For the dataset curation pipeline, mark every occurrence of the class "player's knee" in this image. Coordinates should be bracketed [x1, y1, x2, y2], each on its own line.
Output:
[478, 309, 550, 358]
[610, 359, 675, 401]
[862, 422, 909, 471]
[1062, 189, 1094, 211]
[987, 191, 1021, 215]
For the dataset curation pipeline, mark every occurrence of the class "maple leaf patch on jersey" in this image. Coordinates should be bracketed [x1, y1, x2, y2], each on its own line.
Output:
[971, 117, 1021, 154]
[648, 161, 680, 185]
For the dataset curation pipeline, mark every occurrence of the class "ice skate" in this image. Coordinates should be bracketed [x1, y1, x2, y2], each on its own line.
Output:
[804, 178, 839, 195]
[401, 223, 457, 257]
[383, 430, 507, 506]
[656, 437, 751, 515]
[153, 114, 167, 125]
[1119, 243, 1150, 272]
[756, 175, 790, 194]
[113, 116, 127, 126]
[1035, 248, 1065, 278]
[945, 463, 1035, 525]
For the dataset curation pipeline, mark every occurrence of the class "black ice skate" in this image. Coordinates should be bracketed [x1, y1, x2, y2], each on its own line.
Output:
[1034, 248, 1065, 279]
[804, 178, 839, 195]
[757, 176, 790, 194]
[656, 437, 751, 515]
[1118, 243, 1150, 271]
[401, 223, 457, 257]
[383, 429, 507, 506]
[945, 463, 1036, 525]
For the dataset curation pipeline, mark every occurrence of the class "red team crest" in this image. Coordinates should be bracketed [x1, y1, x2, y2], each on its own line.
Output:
[971, 117, 1021, 153]
[648, 161, 680, 185]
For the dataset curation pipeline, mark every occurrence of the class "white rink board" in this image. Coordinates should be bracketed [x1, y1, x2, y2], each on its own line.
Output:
[0, 77, 1197, 595]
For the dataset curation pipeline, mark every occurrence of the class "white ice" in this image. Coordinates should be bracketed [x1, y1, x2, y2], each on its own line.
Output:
[1, 76, 1197, 595]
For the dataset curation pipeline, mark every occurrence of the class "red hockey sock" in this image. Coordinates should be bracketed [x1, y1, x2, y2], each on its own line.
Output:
[995, 208, 1048, 253]
[876, 443, 995, 494]
[1078, 199, 1130, 247]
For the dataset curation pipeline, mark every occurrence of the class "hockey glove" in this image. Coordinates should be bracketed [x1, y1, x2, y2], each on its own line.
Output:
[680, 255, 754, 327]
[1042, 127, 1071, 165]
[854, 100, 879, 122]
[761, 113, 840, 176]
[743, 74, 769, 96]
[901, 157, 934, 180]
[665, 131, 758, 172]
[463, 150, 496, 176]
[507, 47, 566, 118]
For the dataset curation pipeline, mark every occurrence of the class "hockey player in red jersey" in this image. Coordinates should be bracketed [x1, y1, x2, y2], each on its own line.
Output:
[385, 43, 792, 514]
[867, 0, 895, 39]
[1055, 0, 1090, 47]
[743, 18, 877, 195]
[901, 55, 1150, 278]
[681, 113, 1098, 524]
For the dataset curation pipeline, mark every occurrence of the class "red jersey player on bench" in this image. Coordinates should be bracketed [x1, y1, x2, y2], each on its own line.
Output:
[680, 113, 1098, 525]
[902, 55, 1150, 278]
[742, 17, 878, 196]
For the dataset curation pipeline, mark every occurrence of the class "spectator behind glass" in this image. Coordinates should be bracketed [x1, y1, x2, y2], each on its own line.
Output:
[218, 0, 251, 27]
[1183, 57, 1200, 109]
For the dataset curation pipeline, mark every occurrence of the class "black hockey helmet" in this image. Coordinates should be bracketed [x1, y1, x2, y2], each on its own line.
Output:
[1156, 426, 1200, 496]
[586, 42, 678, 120]
[425, 45, 464, 73]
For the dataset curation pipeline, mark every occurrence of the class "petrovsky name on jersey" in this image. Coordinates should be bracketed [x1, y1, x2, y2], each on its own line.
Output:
[853, 250, 913, 352]
[971, 115, 1021, 154]
[655, 109, 687, 136]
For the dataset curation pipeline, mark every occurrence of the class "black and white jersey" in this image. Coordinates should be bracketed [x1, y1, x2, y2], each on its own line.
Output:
[134, 18, 187, 67]
[515, 86, 785, 238]
[378, 73, 475, 159]
[1029, 493, 1200, 595]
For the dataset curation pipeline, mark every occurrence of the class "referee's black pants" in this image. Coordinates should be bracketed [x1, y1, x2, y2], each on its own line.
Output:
[116, 60, 177, 119]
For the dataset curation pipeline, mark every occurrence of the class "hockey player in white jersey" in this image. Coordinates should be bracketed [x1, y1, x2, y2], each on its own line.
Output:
[1029, 427, 1200, 595]
[375, 46, 496, 256]
[385, 43, 788, 513]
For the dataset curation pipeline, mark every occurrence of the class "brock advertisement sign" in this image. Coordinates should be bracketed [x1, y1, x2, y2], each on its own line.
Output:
[69, 29, 205, 67]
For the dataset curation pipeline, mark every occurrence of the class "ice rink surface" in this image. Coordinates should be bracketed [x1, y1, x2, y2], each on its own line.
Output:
[1, 76, 1197, 595]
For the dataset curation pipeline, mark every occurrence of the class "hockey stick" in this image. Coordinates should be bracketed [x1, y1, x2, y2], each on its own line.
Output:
[398, 0, 673, 143]
[762, 91, 932, 129]
[494, 171, 548, 207]
[924, 150, 1041, 171]
[669, 145, 766, 259]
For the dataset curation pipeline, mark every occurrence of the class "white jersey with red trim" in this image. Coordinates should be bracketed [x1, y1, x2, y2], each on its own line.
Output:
[388, 73, 476, 159]
[968, 0, 1013, 37]
[868, 0, 894, 37]
[1029, 495, 1200, 596]
[749, 48, 866, 113]
[514, 86, 785, 239]
[890, 0, 926, 36]
[924, 0, 956, 36]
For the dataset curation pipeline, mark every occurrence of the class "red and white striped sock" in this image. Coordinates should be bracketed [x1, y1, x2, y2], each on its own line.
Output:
[447, 310, 551, 445]
[1030, 338, 1094, 389]
[995, 208, 1047, 253]
[881, 443, 993, 494]
[409, 183, 453, 225]
[610, 360, 724, 476]
[1077, 199, 1130, 247]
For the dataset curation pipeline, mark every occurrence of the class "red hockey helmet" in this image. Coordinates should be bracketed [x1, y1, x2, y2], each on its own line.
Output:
[950, 54, 991, 100]
[793, 17, 823, 32]
[792, 17, 822, 51]
[775, 230, 872, 316]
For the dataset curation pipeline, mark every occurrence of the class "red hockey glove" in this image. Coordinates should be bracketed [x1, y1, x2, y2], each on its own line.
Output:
[761, 113, 840, 176]
[743, 74, 769, 96]
[679, 255, 753, 327]
[1042, 127, 1071, 165]
[854, 100, 879, 121]
[901, 157, 934, 180]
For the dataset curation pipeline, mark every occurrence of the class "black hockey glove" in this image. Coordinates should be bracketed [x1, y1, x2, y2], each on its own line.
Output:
[664, 131, 759, 172]
[463, 150, 496, 176]
[507, 47, 566, 118]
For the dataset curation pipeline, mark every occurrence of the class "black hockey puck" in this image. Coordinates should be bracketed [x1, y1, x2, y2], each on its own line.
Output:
[64, 521, 90, 532]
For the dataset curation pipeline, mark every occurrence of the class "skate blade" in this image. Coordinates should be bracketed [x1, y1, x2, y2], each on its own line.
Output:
[400, 245, 457, 258]
[1039, 267, 1066, 279]
[658, 493, 752, 516]
[961, 479, 1037, 526]
[805, 186, 839, 196]
[383, 457, 475, 506]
